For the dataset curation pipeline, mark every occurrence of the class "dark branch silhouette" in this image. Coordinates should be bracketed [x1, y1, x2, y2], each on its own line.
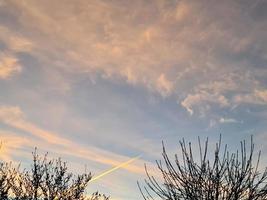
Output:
[90, 192, 109, 200]
[0, 147, 109, 200]
[138, 136, 267, 200]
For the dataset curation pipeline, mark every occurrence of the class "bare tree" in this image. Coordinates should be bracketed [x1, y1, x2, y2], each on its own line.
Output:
[41, 156, 90, 200]
[89, 192, 109, 200]
[0, 146, 109, 200]
[0, 162, 17, 200]
[138, 136, 267, 200]
[10, 149, 92, 200]
[0, 142, 17, 200]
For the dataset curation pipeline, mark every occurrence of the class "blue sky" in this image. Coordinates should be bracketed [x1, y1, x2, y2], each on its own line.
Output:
[0, 0, 267, 199]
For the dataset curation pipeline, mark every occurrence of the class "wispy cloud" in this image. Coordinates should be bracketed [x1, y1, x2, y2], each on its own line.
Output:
[0, 25, 34, 79]
[0, 25, 33, 52]
[1, 0, 267, 198]
[219, 117, 241, 124]
[0, 130, 29, 161]
[2, 0, 265, 115]
[0, 105, 144, 174]
[0, 53, 21, 79]
[234, 89, 267, 106]
[181, 91, 229, 116]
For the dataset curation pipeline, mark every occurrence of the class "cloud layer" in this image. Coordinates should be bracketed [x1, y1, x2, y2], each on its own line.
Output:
[0, 0, 267, 199]
[1, 0, 265, 113]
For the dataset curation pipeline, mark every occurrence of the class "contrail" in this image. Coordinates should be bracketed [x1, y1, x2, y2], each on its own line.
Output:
[89, 155, 141, 183]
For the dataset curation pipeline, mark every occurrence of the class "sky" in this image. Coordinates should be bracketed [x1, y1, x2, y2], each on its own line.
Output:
[0, 0, 267, 199]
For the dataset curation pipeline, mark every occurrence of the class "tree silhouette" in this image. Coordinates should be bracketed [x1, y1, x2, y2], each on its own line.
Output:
[138, 136, 267, 200]
[0, 147, 109, 200]
[0, 162, 17, 200]
[90, 192, 109, 200]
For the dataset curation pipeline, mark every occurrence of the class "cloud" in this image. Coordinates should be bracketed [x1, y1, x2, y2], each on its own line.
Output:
[255, 90, 267, 103]
[0, 131, 29, 161]
[181, 91, 229, 115]
[0, 54, 21, 79]
[0, 105, 144, 174]
[0, 26, 33, 52]
[0, 0, 266, 124]
[0, 1, 267, 198]
[234, 89, 267, 106]
[156, 73, 173, 97]
[6, 36, 33, 52]
[0, 105, 23, 121]
[0, 25, 34, 79]
[2, 0, 265, 116]
[180, 69, 267, 117]
[0, 25, 33, 52]
[219, 117, 240, 124]
[0, 105, 70, 145]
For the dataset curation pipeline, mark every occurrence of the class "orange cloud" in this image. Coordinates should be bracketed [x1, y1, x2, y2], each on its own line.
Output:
[0, 131, 29, 161]
[255, 90, 267, 103]
[0, 54, 21, 79]
[0, 25, 33, 53]
[0, 25, 34, 79]
[156, 74, 174, 97]
[0, 105, 144, 174]
[3, 0, 266, 119]
[234, 89, 267, 106]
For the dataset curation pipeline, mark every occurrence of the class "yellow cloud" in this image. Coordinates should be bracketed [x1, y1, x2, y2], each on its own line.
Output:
[255, 90, 267, 103]
[0, 131, 29, 161]
[89, 155, 141, 183]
